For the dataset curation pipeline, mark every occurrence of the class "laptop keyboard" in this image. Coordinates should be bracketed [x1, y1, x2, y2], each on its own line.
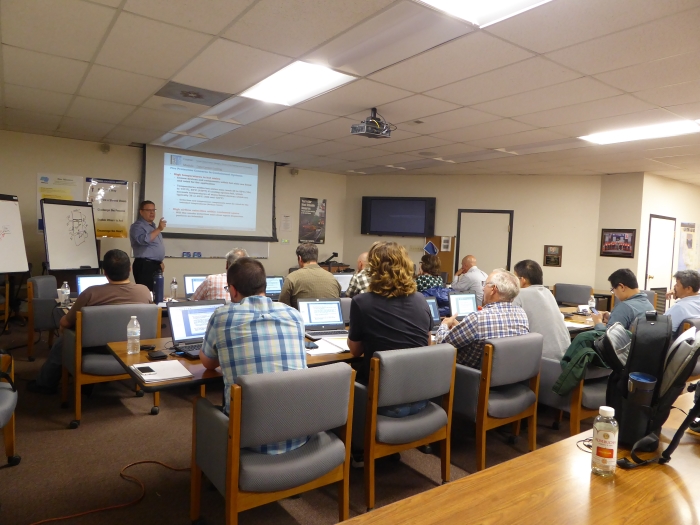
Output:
[176, 343, 202, 353]
[306, 329, 348, 337]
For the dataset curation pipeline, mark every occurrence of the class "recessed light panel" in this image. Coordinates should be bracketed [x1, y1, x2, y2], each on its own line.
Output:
[416, 0, 553, 27]
[579, 121, 700, 145]
[240, 62, 355, 106]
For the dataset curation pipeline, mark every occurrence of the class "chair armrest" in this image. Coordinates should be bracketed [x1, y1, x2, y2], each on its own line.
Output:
[351, 382, 367, 453]
[62, 329, 76, 376]
[453, 364, 480, 421]
[194, 397, 230, 496]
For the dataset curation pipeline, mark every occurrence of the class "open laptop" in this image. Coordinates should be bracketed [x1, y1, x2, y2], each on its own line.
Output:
[167, 300, 225, 353]
[266, 276, 284, 300]
[333, 274, 353, 296]
[183, 274, 209, 299]
[449, 293, 477, 321]
[76, 274, 108, 295]
[297, 298, 348, 341]
[425, 297, 441, 334]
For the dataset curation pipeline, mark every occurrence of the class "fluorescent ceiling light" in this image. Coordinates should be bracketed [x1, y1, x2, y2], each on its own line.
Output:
[240, 61, 355, 106]
[416, 0, 553, 27]
[579, 121, 700, 145]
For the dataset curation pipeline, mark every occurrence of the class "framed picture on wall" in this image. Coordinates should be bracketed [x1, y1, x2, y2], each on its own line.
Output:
[543, 245, 562, 267]
[600, 229, 636, 258]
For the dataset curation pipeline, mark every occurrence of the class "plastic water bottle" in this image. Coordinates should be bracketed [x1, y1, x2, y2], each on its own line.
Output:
[61, 281, 70, 306]
[153, 270, 164, 304]
[588, 295, 596, 312]
[591, 406, 618, 477]
[127, 316, 140, 355]
[170, 278, 178, 301]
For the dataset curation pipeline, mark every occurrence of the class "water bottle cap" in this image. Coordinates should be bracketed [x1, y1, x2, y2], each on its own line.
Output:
[599, 406, 615, 418]
[131, 315, 137, 318]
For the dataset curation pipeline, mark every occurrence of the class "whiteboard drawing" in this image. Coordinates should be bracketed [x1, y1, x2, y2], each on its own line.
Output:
[66, 209, 89, 246]
[0, 225, 10, 240]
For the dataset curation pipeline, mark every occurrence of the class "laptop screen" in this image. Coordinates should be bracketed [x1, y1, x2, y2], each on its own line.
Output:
[168, 302, 224, 344]
[266, 276, 284, 295]
[333, 274, 353, 292]
[184, 275, 208, 296]
[449, 293, 477, 318]
[425, 297, 440, 325]
[297, 299, 344, 329]
[76, 275, 108, 295]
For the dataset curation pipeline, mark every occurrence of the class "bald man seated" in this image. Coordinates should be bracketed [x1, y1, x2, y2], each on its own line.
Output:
[451, 255, 488, 306]
[345, 251, 369, 298]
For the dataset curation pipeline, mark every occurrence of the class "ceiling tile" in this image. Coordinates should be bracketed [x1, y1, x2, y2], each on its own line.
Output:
[192, 126, 285, 154]
[95, 12, 212, 78]
[371, 135, 454, 153]
[89, 0, 122, 6]
[406, 143, 482, 157]
[3, 46, 88, 94]
[173, 38, 291, 95]
[4, 84, 72, 115]
[258, 134, 325, 151]
[369, 31, 533, 93]
[425, 57, 581, 106]
[66, 97, 136, 124]
[121, 107, 193, 131]
[514, 95, 656, 128]
[2, 0, 115, 61]
[247, 108, 336, 133]
[664, 102, 700, 120]
[141, 96, 209, 117]
[434, 119, 535, 142]
[5, 108, 61, 131]
[486, 0, 700, 53]
[304, 1, 472, 76]
[295, 117, 370, 140]
[346, 95, 460, 125]
[230, 143, 283, 159]
[364, 152, 422, 166]
[223, 0, 394, 58]
[287, 156, 341, 169]
[292, 141, 358, 156]
[466, 129, 568, 149]
[105, 125, 164, 144]
[545, 7, 700, 75]
[472, 78, 622, 118]
[318, 160, 376, 173]
[79, 65, 165, 105]
[396, 107, 500, 135]
[58, 116, 115, 137]
[297, 79, 412, 116]
[330, 147, 400, 161]
[595, 50, 700, 93]
[546, 109, 683, 137]
[634, 80, 700, 107]
[124, 0, 254, 34]
[263, 151, 317, 164]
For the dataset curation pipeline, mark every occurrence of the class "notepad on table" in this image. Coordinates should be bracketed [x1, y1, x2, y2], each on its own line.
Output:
[131, 360, 193, 383]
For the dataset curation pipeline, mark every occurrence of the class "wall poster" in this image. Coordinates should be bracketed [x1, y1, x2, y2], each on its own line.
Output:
[86, 178, 129, 238]
[679, 222, 698, 270]
[298, 198, 326, 244]
[36, 173, 85, 231]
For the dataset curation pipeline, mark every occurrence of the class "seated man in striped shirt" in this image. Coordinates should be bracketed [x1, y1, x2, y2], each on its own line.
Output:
[435, 268, 529, 369]
[191, 248, 248, 301]
[199, 257, 307, 454]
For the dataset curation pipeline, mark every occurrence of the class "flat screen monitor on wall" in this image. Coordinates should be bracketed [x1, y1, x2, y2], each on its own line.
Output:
[143, 145, 277, 242]
[360, 197, 436, 237]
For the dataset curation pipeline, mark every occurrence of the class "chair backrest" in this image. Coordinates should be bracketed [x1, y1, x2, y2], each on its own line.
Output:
[80, 304, 160, 347]
[376, 344, 455, 407]
[236, 363, 353, 449]
[488, 333, 543, 388]
[641, 289, 657, 308]
[676, 317, 700, 340]
[28, 275, 58, 299]
[288, 267, 299, 274]
[554, 284, 592, 305]
[340, 297, 351, 323]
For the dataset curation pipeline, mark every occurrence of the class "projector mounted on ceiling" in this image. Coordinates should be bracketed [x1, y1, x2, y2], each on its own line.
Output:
[351, 108, 393, 139]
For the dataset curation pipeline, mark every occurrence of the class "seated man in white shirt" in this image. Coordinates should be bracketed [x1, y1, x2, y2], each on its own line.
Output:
[665, 270, 700, 333]
[512, 259, 571, 360]
[451, 255, 488, 306]
[191, 248, 248, 301]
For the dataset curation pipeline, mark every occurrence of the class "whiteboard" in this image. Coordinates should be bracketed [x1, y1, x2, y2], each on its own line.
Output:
[41, 199, 99, 270]
[0, 195, 29, 273]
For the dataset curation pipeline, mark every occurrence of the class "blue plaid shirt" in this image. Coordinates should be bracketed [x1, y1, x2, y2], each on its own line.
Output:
[435, 301, 529, 368]
[202, 295, 308, 455]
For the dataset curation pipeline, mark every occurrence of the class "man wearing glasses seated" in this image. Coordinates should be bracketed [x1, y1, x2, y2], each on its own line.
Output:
[591, 269, 653, 330]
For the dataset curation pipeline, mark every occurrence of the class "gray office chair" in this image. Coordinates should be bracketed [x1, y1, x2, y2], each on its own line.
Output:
[340, 297, 351, 324]
[539, 357, 610, 435]
[676, 318, 700, 378]
[26, 275, 59, 362]
[190, 363, 355, 525]
[553, 283, 593, 306]
[0, 354, 20, 466]
[61, 304, 161, 428]
[453, 333, 543, 471]
[353, 344, 456, 510]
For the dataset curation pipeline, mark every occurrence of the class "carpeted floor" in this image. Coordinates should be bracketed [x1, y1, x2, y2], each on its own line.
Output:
[0, 318, 591, 525]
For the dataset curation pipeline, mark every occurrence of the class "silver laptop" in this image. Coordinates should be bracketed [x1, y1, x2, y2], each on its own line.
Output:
[449, 293, 477, 321]
[183, 274, 208, 299]
[297, 298, 348, 340]
[333, 274, 353, 295]
[76, 274, 108, 295]
[266, 276, 284, 300]
[425, 297, 441, 334]
[167, 300, 225, 352]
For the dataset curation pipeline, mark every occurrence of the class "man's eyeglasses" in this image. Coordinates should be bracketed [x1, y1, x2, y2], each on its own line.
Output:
[224, 286, 229, 292]
[141, 208, 157, 212]
[484, 282, 495, 288]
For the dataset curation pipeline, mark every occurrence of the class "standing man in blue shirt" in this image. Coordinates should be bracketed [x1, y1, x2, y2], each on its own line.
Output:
[129, 200, 166, 291]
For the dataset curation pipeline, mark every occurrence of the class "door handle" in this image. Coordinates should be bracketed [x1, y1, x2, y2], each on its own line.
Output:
[648, 275, 654, 279]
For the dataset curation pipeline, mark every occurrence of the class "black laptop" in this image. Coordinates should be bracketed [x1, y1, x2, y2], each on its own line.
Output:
[425, 297, 441, 334]
[449, 293, 477, 321]
[266, 276, 284, 301]
[183, 274, 208, 299]
[167, 300, 226, 353]
[297, 298, 348, 341]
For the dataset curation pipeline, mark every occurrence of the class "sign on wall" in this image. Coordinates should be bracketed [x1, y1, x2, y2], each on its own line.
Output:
[679, 222, 698, 270]
[36, 173, 85, 231]
[299, 197, 326, 244]
[86, 178, 129, 238]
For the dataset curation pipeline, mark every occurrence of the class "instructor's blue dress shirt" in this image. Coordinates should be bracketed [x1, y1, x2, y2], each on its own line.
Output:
[129, 217, 165, 261]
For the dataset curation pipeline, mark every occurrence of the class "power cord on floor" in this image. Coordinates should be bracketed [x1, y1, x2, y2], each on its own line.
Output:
[577, 437, 593, 453]
[28, 460, 190, 525]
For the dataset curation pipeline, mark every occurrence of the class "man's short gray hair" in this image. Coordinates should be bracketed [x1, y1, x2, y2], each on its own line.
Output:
[490, 268, 520, 302]
[674, 269, 700, 292]
[226, 248, 249, 266]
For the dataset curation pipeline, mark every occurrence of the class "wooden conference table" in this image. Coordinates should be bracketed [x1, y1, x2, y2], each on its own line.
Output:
[344, 392, 700, 525]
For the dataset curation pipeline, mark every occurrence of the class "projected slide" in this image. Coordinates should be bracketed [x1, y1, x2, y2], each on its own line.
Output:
[163, 153, 258, 231]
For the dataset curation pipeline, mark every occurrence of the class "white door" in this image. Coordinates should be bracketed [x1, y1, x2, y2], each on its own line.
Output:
[457, 211, 512, 274]
[645, 215, 676, 294]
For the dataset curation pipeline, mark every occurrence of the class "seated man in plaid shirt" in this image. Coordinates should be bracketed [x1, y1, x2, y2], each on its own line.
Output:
[191, 248, 248, 301]
[435, 269, 529, 369]
[345, 251, 370, 297]
[199, 257, 308, 454]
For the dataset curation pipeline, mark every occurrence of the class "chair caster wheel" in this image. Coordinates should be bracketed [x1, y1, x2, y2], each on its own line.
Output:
[68, 420, 80, 429]
[7, 455, 21, 466]
[150, 407, 159, 415]
[135, 390, 145, 398]
[60, 402, 68, 409]
[507, 435, 518, 445]
[27, 356, 35, 362]
[552, 421, 560, 430]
